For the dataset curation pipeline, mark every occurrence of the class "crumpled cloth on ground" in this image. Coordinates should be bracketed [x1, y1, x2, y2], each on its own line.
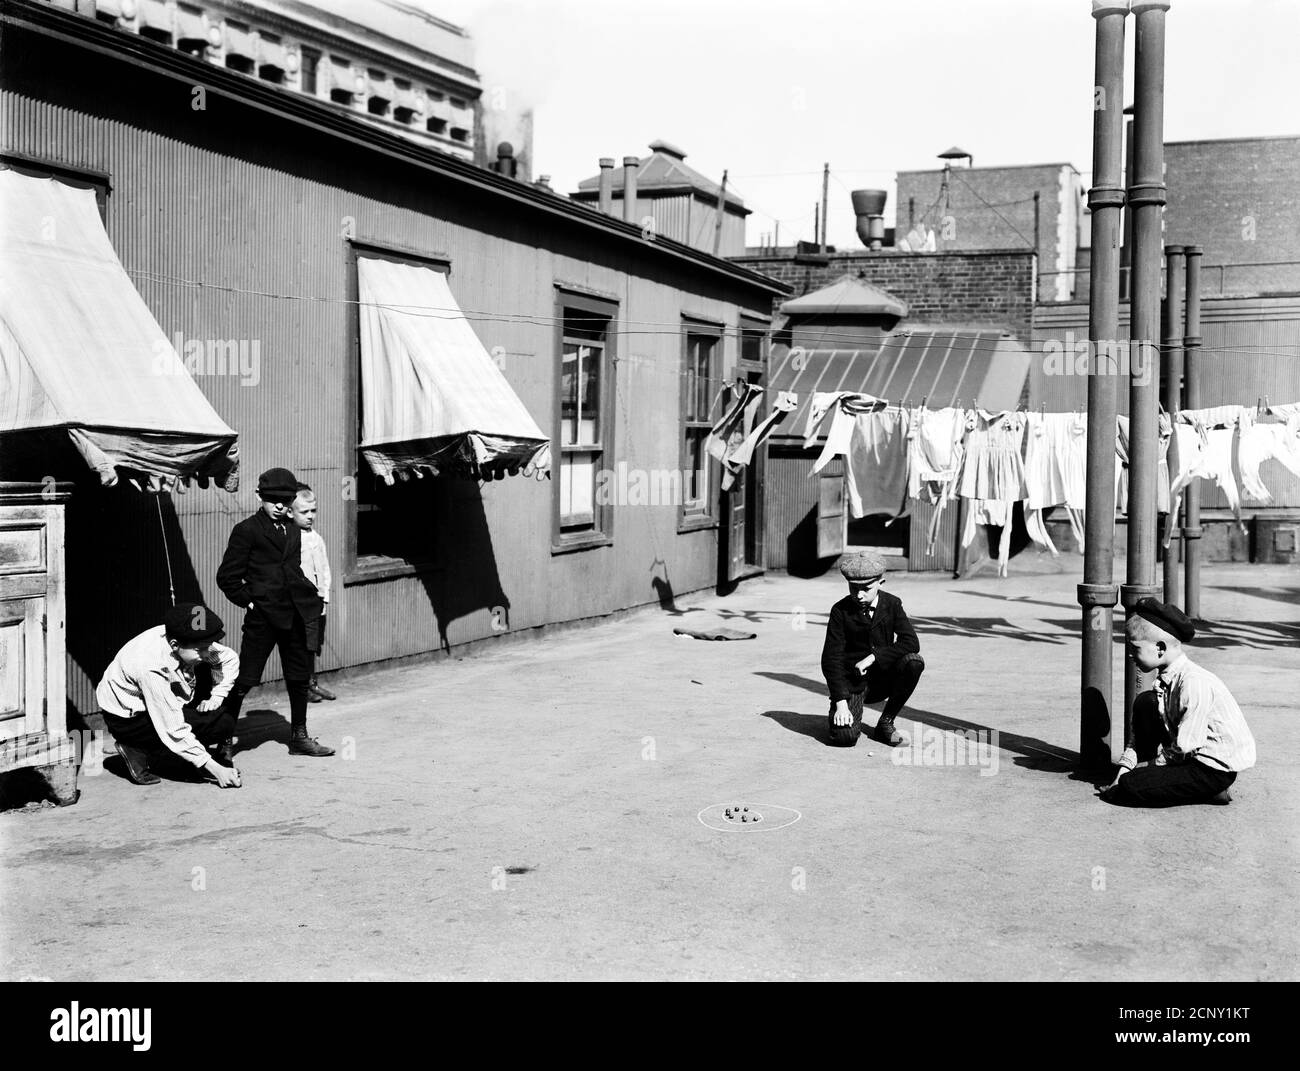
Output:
[673, 626, 756, 641]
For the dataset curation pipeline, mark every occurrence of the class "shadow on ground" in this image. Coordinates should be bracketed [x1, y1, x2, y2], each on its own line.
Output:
[755, 671, 1080, 773]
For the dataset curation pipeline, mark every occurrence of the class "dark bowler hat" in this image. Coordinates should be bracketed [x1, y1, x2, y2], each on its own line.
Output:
[164, 602, 225, 645]
[257, 466, 300, 500]
[1133, 597, 1195, 642]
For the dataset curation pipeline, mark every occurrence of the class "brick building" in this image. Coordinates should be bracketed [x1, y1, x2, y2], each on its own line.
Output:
[895, 163, 1083, 303]
[1162, 135, 1300, 297]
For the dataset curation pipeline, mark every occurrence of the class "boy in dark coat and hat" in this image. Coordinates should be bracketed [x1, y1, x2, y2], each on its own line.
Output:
[821, 551, 926, 747]
[216, 467, 334, 757]
[1100, 597, 1255, 807]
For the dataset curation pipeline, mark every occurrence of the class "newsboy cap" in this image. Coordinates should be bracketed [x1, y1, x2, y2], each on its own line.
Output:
[257, 466, 300, 499]
[839, 551, 888, 582]
[163, 602, 225, 645]
[1132, 597, 1195, 642]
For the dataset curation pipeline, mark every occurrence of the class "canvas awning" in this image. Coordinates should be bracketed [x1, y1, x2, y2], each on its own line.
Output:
[224, 24, 256, 60]
[0, 170, 239, 490]
[175, 7, 206, 44]
[770, 326, 1030, 439]
[357, 257, 549, 482]
[137, 0, 172, 33]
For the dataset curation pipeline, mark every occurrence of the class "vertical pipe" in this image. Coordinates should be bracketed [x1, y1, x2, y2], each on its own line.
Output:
[813, 203, 819, 247]
[1183, 245, 1203, 616]
[1120, 110, 1135, 300]
[820, 162, 830, 253]
[622, 155, 638, 224]
[713, 169, 728, 256]
[1161, 244, 1185, 604]
[1033, 190, 1042, 298]
[1122, 0, 1170, 749]
[1079, 0, 1129, 770]
[598, 157, 614, 215]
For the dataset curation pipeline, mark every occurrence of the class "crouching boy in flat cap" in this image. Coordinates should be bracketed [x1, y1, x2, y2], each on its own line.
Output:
[216, 466, 333, 758]
[821, 552, 926, 747]
[96, 603, 243, 788]
[1100, 597, 1256, 807]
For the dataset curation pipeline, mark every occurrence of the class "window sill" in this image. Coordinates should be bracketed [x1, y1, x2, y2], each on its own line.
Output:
[551, 533, 613, 556]
[344, 556, 441, 585]
[677, 515, 718, 534]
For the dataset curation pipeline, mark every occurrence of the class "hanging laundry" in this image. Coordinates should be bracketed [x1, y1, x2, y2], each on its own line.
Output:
[1181, 404, 1249, 430]
[1024, 412, 1088, 555]
[1167, 415, 1243, 532]
[961, 498, 1016, 577]
[721, 391, 798, 490]
[1115, 413, 1172, 514]
[908, 406, 967, 554]
[907, 406, 966, 502]
[958, 410, 1027, 502]
[1238, 414, 1300, 504]
[811, 394, 886, 474]
[1266, 401, 1300, 421]
[844, 407, 911, 520]
[803, 391, 858, 448]
[705, 381, 764, 464]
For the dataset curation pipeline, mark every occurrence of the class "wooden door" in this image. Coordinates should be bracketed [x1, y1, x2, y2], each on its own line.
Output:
[816, 473, 846, 559]
[0, 491, 67, 756]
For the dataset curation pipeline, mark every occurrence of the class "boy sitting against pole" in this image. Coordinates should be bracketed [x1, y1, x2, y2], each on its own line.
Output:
[1100, 597, 1256, 806]
[821, 551, 926, 747]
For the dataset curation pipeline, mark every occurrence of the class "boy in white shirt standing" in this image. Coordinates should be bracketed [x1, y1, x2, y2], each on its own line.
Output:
[292, 483, 338, 703]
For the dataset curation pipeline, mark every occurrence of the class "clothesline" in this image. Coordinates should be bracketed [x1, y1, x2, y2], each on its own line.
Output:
[803, 393, 1300, 576]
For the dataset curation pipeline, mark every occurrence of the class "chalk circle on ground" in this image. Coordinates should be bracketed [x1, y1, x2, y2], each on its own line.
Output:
[697, 803, 802, 832]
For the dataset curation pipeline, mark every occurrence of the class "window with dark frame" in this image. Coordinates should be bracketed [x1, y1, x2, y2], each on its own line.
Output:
[554, 295, 616, 547]
[681, 326, 721, 522]
[350, 246, 447, 572]
[299, 48, 320, 95]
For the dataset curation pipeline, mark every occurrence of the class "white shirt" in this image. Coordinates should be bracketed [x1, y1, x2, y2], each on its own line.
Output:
[299, 528, 332, 605]
[1154, 652, 1257, 773]
[96, 626, 239, 768]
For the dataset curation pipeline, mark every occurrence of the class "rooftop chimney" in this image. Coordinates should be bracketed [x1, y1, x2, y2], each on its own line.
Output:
[622, 156, 639, 223]
[851, 189, 888, 250]
[598, 158, 614, 215]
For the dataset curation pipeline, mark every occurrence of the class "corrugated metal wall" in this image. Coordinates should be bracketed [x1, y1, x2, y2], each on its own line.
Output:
[764, 450, 842, 573]
[2, 37, 775, 715]
[1031, 297, 1300, 510]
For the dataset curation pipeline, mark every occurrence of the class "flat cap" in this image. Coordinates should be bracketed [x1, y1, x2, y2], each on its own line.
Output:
[839, 551, 887, 582]
[163, 602, 225, 644]
[257, 467, 299, 498]
[1133, 597, 1195, 642]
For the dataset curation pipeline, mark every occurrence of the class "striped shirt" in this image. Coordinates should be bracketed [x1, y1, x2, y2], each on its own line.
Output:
[1154, 653, 1256, 773]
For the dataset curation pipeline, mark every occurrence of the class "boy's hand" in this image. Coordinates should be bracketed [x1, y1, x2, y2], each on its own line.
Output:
[832, 701, 852, 727]
[196, 696, 224, 713]
[855, 654, 876, 674]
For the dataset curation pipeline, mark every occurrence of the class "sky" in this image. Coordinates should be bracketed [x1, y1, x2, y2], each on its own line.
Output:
[408, 0, 1300, 249]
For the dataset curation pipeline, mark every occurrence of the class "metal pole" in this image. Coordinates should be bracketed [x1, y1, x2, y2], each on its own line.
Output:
[1079, 0, 1128, 771]
[1183, 245, 1203, 616]
[1161, 244, 1185, 604]
[1122, 0, 1170, 749]
[820, 162, 830, 253]
[713, 169, 728, 256]
[1120, 109, 1134, 301]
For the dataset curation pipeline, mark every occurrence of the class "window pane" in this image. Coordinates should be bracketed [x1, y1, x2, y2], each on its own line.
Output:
[560, 450, 597, 528]
[695, 337, 713, 420]
[561, 344, 579, 445]
[741, 330, 764, 364]
[684, 429, 709, 510]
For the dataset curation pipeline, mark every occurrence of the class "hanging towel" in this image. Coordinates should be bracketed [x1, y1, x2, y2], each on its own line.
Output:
[811, 394, 886, 474]
[721, 391, 798, 490]
[844, 407, 911, 520]
[1239, 415, 1300, 504]
[705, 381, 764, 464]
[907, 406, 966, 502]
